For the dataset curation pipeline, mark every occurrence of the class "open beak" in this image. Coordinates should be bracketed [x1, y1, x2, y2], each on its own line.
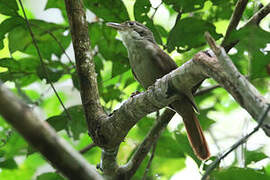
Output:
[106, 22, 124, 30]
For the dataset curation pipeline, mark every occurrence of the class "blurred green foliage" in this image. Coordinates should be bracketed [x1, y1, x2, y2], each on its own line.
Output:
[0, 0, 270, 179]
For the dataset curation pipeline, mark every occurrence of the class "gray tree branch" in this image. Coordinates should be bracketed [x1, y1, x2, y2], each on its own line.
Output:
[221, 0, 248, 47]
[246, 2, 270, 26]
[103, 58, 208, 149]
[197, 33, 270, 133]
[64, 0, 107, 147]
[109, 42, 270, 177]
[224, 2, 270, 52]
[0, 82, 103, 180]
[201, 32, 270, 179]
[117, 109, 174, 178]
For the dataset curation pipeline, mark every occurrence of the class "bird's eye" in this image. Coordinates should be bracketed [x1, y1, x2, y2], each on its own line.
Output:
[128, 22, 134, 26]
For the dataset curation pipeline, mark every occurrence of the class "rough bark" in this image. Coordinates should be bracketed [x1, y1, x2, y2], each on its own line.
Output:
[0, 82, 103, 180]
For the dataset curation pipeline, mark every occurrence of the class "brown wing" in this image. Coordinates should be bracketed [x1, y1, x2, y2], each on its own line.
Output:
[150, 44, 199, 112]
[151, 44, 178, 75]
[131, 68, 143, 85]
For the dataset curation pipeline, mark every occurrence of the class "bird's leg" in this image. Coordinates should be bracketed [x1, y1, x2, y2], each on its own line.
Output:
[130, 90, 141, 97]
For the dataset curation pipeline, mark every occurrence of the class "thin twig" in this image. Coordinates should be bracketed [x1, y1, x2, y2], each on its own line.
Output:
[142, 111, 160, 179]
[150, 2, 162, 20]
[224, 2, 270, 52]
[208, 128, 221, 152]
[221, 0, 248, 47]
[201, 104, 270, 180]
[142, 141, 157, 180]
[245, 2, 270, 26]
[15, 82, 34, 104]
[194, 84, 220, 96]
[175, 11, 182, 23]
[31, 23, 76, 69]
[161, 10, 182, 50]
[205, 32, 221, 55]
[79, 143, 97, 154]
[18, 0, 73, 137]
[119, 109, 175, 178]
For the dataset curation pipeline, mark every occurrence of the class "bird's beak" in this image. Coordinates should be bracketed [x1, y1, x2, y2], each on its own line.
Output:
[106, 22, 124, 30]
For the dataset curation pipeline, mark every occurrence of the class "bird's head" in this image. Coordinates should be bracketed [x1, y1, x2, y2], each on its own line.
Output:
[106, 21, 156, 47]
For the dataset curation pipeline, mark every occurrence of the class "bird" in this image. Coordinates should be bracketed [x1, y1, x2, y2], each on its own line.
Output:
[106, 21, 210, 160]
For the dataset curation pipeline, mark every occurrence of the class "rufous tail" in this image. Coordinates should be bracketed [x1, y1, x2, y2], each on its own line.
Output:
[171, 99, 210, 160]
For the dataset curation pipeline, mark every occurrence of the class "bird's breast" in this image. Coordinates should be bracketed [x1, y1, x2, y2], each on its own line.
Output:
[127, 43, 164, 89]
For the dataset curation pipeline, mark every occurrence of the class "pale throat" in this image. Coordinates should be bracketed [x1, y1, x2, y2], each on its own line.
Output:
[118, 30, 142, 50]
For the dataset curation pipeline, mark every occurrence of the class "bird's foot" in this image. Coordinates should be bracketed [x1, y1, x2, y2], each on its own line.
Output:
[130, 90, 140, 97]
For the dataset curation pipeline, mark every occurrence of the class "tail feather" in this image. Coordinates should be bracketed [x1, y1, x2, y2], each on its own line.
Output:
[171, 100, 210, 160]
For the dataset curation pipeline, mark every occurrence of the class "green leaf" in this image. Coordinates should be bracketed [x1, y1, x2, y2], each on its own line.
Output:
[46, 115, 68, 132]
[77, 134, 101, 165]
[88, 22, 129, 76]
[36, 66, 64, 83]
[155, 25, 169, 38]
[229, 48, 249, 75]
[132, 155, 153, 179]
[207, 0, 235, 21]
[174, 132, 201, 165]
[0, 17, 24, 50]
[197, 108, 215, 130]
[135, 116, 155, 138]
[167, 17, 222, 52]
[37, 172, 65, 180]
[0, 154, 45, 180]
[163, 0, 205, 13]
[8, 19, 70, 59]
[41, 93, 65, 117]
[152, 157, 185, 178]
[45, 0, 65, 11]
[46, 105, 87, 140]
[0, 57, 40, 86]
[0, 58, 20, 70]
[134, 0, 151, 22]
[211, 167, 270, 180]
[134, 0, 162, 45]
[67, 105, 87, 139]
[94, 55, 104, 78]
[230, 26, 270, 53]
[250, 52, 270, 79]
[83, 0, 129, 22]
[18, 57, 40, 71]
[0, 57, 40, 72]
[265, 163, 270, 177]
[8, 25, 31, 53]
[71, 71, 80, 90]
[24, 89, 40, 101]
[229, 26, 270, 79]
[0, 158, 18, 169]
[156, 130, 185, 158]
[101, 85, 123, 103]
[126, 117, 153, 143]
[245, 150, 268, 166]
[0, 0, 19, 16]
[1, 132, 28, 159]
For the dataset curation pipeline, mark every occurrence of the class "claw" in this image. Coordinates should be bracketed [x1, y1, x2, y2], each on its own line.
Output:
[131, 90, 140, 97]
